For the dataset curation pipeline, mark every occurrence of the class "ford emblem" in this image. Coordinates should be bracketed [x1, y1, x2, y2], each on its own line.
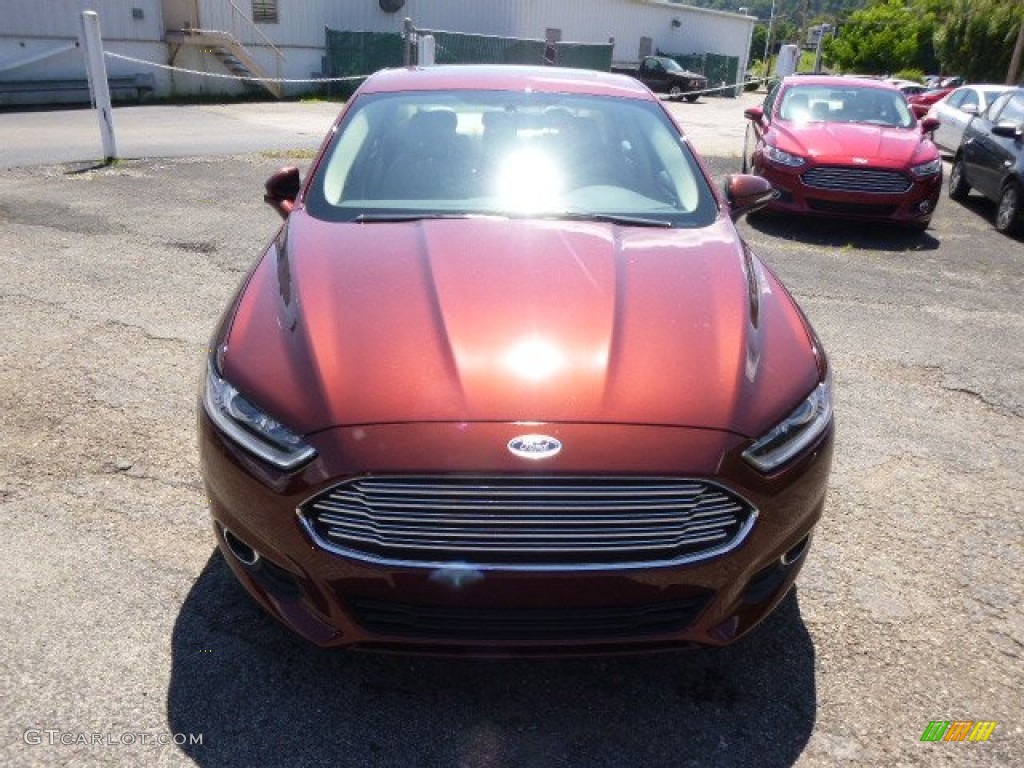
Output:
[507, 434, 562, 459]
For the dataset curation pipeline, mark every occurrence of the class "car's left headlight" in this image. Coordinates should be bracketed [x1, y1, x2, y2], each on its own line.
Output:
[203, 359, 316, 470]
[743, 372, 833, 473]
[910, 158, 942, 178]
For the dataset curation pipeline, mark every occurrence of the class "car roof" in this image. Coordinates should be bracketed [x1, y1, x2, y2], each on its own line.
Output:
[359, 65, 654, 100]
[781, 74, 899, 91]
[963, 84, 1017, 92]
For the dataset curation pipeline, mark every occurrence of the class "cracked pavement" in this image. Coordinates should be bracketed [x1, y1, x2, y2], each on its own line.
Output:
[1, 150, 1021, 767]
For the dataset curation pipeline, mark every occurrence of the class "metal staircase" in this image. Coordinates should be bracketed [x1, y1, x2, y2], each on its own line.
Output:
[166, 28, 284, 98]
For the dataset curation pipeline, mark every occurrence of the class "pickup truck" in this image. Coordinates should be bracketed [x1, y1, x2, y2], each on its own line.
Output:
[611, 56, 708, 102]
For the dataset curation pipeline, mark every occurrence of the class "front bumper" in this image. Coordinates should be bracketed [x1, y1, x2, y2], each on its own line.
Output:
[756, 160, 942, 226]
[199, 414, 833, 654]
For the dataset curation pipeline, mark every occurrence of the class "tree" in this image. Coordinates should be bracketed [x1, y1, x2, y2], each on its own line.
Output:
[824, 0, 940, 74]
[748, 18, 799, 66]
[935, 0, 1024, 82]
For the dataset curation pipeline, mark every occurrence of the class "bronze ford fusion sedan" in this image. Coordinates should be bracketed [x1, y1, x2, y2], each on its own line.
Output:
[199, 65, 834, 653]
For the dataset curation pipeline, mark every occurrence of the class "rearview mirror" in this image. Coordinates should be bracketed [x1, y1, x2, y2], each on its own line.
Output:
[265, 166, 301, 219]
[743, 105, 765, 123]
[724, 174, 778, 220]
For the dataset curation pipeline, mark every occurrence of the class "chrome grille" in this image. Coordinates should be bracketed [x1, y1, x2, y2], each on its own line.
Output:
[801, 166, 911, 194]
[299, 476, 757, 569]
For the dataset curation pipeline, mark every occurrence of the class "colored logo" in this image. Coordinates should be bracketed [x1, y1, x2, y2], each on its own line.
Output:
[920, 721, 997, 742]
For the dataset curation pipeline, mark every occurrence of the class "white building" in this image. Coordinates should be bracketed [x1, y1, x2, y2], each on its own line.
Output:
[0, 1, 754, 102]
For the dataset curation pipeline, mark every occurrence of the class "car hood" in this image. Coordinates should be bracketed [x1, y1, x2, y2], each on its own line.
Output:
[776, 121, 932, 165]
[221, 213, 819, 437]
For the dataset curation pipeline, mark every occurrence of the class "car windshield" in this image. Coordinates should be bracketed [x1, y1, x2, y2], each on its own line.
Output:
[778, 85, 914, 128]
[305, 89, 717, 227]
[661, 58, 684, 72]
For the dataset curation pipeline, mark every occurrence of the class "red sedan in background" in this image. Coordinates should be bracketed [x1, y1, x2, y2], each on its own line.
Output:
[198, 64, 834, 653]
[743, 75, 943, 230]
[907, 87, 954, 118]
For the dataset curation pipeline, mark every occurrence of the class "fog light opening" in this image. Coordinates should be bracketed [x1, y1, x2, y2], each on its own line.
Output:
[223, 527, 260, 566]
[781, 534, 811, 566]
[917, 200, 932, 214]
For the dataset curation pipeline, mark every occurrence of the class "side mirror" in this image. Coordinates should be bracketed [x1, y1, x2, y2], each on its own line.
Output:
[743, 105, 765, 123]
[960, 104, 979, 116]
[991, 121, 1023, 139]
[264, 166, 301, 219]
[919, 116, 940, 134]
[724, 174, 778, 220]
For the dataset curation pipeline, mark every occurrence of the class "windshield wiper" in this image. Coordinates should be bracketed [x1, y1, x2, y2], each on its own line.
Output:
[542, 212, 673, 228]
[354, 211, 673, 228]
[353, 212, 478, 223]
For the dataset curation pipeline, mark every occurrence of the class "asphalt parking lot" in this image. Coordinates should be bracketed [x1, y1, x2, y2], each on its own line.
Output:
[1, 94, 1022, 767]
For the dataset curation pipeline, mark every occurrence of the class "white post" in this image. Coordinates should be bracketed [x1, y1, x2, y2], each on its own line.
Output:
[419, 35, 436, 67]
[79, 11, 117, 162]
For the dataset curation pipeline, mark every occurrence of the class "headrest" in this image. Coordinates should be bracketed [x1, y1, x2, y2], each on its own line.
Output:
[409, 109, 457, 142]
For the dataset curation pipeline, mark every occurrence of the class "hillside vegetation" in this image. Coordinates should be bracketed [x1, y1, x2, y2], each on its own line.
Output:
[677, 0, 1023, 82]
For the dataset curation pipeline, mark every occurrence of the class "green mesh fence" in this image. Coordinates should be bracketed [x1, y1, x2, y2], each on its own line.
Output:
[323, 28, 403, 97]
[426, 32, 612, 70]
[323, 26, 614, 93]
[658, 50, 742, 97]
[553, 42, 614, 71]
[668, 53, 705, 74]
[704, 53, 740, 96]
[424, 30, 547, 65]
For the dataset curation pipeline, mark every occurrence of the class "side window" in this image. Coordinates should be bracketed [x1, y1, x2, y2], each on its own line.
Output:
[946, 89, 966, 109]
[959, 91, 979, 110]
[994, 94, 1024, 125]
[986, 92, 1014, 122]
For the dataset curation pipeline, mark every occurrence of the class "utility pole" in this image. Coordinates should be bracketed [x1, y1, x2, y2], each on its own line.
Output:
[813, 24, 832, 74]
[1008, 15, 1024, 85]
[402, 17, 414, 66]
[762, 0, 777, 74]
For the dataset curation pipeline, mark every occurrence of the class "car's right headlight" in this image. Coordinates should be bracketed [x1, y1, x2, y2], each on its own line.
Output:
[203, 359, 316, 470]
[764, 145, 807, 167]
[742, 372, 833, 473]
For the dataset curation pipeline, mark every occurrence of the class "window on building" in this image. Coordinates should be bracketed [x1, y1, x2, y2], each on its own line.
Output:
[639, 37, 653, 58]
[252, 0, 278, 24]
